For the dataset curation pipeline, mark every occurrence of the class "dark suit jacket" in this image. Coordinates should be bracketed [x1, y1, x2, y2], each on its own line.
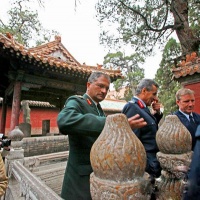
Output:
[174, 111, 200, 150]
[183, 125, 200, 200]
[57, 94, 106, 200]
[122, 97, 162, 177]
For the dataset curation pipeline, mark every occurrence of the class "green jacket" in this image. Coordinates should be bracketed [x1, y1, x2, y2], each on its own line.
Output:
[57, 93, 106, 200]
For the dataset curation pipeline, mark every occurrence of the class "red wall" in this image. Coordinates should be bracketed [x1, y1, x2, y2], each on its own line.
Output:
[185, 82, 200, 114]
[0, 107, 60, 135]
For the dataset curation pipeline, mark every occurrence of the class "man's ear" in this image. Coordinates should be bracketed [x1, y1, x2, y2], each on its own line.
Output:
[87, 82, 91, 88]
[141, 87, 146, 94]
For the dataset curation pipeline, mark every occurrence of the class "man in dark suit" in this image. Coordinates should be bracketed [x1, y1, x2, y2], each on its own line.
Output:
[174, 88, 200, 150]
[183, 125, 200, 200]
[122, 79, 163, 178]
[57, 72, 147, 200]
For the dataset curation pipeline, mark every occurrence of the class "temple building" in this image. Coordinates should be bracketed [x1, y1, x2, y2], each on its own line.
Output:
[0, 33, 123, 134]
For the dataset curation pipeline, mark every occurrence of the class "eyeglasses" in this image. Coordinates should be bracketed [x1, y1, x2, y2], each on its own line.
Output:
[92, 83, 109, 91]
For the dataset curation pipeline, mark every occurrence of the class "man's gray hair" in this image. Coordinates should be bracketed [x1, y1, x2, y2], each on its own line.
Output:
[176, 88, 194, 101]
[135, 79, 159, 95]
[88, 72, 111, 83]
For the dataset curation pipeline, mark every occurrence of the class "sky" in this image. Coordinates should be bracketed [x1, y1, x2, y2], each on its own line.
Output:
[0, 0, 163, 79]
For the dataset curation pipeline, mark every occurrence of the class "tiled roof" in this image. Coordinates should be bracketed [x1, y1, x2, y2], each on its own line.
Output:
[0, 33, 122, 79]
[172, 52, 200, 79]
[28, 35, 81, 67]
[21, 100, 56, 108]
[1, 98, 126, 112]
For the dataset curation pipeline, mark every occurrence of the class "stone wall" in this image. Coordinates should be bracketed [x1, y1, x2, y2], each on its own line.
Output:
[22, 135, 69, 157]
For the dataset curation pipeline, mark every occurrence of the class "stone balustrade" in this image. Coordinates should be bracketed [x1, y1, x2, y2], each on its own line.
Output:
[155, 115, 192, 199]
[24, 151, 69, 194]
[22, 135, 69, 157]
[5, 161, 63, 200]
[3, 115, 193, 200]
[4, 126, 69, 199]
[24, 151, 69, 170]
[90, 114, 193, 200]
[90, 114, 152, 199]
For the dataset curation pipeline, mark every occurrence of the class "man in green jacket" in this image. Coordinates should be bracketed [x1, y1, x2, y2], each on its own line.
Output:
[57, 71, 147, 200]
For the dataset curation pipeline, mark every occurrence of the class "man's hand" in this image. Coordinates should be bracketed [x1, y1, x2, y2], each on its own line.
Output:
[128, 114, 147, 129]
[152, 100, 162, 114]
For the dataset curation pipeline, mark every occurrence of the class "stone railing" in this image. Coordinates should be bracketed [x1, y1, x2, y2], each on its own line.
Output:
[90, 114, 151, 199]
[155, 115, 192, 199]
[24, 151, 69, 170]
[4, 126, 69, 199]
[3, 114, 192, 200]
[90, 114, 192, 200]
[24, 151, 68, 195]
[5, 161, 63, 200]
[22, 135, 69, 157]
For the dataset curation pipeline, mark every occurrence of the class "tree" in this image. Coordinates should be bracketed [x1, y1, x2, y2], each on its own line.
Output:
[96, 0, 200, 57]
[103, 51, 144, 100]
[0, 0, 59, 47]
[155, 38, 181, 116]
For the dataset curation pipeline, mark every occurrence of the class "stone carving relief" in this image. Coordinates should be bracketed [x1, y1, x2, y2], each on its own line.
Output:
[90, 114, 152, 200]
[155, 115, 192, 199]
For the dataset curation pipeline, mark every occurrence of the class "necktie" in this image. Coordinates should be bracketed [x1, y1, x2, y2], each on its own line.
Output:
[189, 115, 196, 126]
[97, 103, 105, 117]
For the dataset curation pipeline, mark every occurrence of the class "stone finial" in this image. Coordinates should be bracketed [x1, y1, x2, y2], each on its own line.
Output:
[8, 126, 24, 141]
[6, 126, 25, 179]
[156, 115, 192, 154]
[90, 113, 151, 200]
[8, 126, 24, 149]
[155, 115, 192, 199]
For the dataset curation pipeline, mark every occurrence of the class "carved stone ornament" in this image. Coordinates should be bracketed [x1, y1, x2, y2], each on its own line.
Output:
[8, 126, 24, 149]
[90, 113, 152, 200]
[155, 115, 192, 200]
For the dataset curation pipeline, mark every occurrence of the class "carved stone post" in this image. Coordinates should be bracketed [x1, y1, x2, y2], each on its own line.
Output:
[5, 126, 24, 178]
[156, 115, 192, 199]
[21, 101, 31, 124]
[19, 100, 31, 137]
[90, 114, 152, 200]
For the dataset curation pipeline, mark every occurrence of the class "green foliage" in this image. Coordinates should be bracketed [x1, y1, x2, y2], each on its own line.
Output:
[96, 0, 200, 56]
[189, 0, 200, 39]
[103, 51, 144, 100]
[0, 0, 59, 47]
[155, 38, 181, 116]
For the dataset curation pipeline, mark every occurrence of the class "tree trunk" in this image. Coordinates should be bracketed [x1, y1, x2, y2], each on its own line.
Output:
[170, 0, 199, 55]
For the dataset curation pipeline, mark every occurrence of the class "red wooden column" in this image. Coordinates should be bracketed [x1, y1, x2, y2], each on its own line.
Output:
[0, 97, 7, 133]
[10, 82, 22, 131]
